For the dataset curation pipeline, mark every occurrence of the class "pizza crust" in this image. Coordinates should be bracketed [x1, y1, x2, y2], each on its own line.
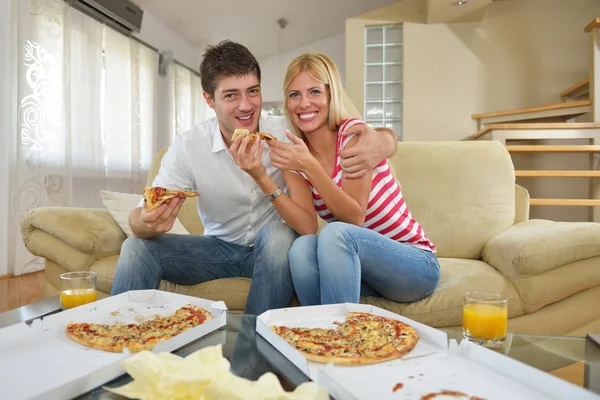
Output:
[303, 349, 407, 365]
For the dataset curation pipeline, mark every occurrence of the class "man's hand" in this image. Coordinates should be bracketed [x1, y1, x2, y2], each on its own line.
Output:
[268, 132, 317, 172]
[140, 197, 184, 233]
[338, 125, 397, 179]
[230, 135, 267, 179]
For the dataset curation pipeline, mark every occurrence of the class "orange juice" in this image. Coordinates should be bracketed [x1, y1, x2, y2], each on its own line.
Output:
[60, 288, 97, 309]
[463, 303, 507, 340]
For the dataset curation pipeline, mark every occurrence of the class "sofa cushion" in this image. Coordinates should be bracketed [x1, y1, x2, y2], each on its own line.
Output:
[389, 141, 515, 260]
[483, 219, 600, 278]
[361, 258, 523, 328]
[511, 256, 600, 314]
[87, 256, 251, 311]
[158, 278, 251, 312]
[89, 255, 121, 294]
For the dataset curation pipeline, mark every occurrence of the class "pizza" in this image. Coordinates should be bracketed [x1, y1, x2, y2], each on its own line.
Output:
[143, 186, 199, 211]
[271, 312, 419, 365]
[65, 304, 212, 353]
[232, 128, 277, 143]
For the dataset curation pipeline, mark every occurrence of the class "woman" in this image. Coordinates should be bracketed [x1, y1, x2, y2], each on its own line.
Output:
[267, 53, 440, 306]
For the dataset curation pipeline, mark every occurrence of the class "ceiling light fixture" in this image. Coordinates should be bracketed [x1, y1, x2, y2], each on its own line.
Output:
[456, 0, 468, 5]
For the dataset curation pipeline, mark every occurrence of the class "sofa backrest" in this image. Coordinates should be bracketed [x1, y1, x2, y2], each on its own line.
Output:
[148, 140, 517, 259]
[388, 141, 515, 259]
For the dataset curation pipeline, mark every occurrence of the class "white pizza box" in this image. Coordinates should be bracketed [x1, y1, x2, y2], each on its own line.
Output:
[256, 303, 447, 381]
[0, 289, 227, 400]
[318, 339, 600, 400]
[256, 303, 600, 400]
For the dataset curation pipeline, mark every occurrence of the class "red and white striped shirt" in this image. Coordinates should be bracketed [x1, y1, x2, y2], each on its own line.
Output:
[295, 118, 436, 253]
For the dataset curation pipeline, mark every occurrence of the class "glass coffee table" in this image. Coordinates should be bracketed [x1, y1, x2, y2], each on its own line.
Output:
[1, 297, 599, 398]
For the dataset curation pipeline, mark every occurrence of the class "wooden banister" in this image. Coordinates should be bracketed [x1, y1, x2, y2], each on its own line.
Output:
[560, 78, 590, 98]
[585, 17, 600, 33]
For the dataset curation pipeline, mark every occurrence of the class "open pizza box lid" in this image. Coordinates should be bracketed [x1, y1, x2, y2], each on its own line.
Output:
[256, 303, 599, 400]
[0, 289, 227, 400]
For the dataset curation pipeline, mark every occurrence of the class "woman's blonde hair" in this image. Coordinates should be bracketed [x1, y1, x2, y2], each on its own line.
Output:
[283, 53, 361, 139]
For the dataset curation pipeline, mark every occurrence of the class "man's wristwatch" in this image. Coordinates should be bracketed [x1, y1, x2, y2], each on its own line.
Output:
[265, 187, 284, 202]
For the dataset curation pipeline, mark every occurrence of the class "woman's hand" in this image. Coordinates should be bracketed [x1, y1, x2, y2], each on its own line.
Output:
[268, 132, 316, 172]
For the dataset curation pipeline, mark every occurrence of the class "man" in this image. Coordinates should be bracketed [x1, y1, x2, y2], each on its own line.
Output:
[110, 40, 398, 315]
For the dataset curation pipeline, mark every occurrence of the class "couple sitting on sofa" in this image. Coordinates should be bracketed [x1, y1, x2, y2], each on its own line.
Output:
[111, 40, 440, 315]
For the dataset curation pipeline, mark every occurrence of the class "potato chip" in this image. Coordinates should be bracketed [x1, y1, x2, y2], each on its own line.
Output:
[104, 344, 328, 400]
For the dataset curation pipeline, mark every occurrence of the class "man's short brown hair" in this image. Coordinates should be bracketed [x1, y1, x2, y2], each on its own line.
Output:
[200, 40, 261, 97]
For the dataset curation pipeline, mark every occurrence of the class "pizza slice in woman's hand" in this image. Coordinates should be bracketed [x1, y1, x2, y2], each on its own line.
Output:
[143, 187, 200, 211]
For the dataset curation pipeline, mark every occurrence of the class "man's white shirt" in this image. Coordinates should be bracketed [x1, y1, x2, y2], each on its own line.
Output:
[142, 114, 291, 245]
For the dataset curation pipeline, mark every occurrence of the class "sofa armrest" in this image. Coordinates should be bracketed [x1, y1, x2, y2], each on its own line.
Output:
[482, 219, 600, 279]
[21, 208, 126, 272]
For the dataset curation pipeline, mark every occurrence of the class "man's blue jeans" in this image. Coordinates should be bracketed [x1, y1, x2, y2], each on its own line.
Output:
[288, 222, 440, 305]
[110, 221, 298, 315]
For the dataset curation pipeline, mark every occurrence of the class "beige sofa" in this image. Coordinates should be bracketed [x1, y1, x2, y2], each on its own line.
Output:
[21, 141, 600, 336]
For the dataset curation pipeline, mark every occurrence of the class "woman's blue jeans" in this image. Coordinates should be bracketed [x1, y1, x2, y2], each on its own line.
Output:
[288, 222, 440, 305]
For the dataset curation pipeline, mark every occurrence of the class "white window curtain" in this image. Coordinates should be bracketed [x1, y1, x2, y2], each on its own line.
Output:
[10, 0, 158, 275]
[172, 63, 215, 138]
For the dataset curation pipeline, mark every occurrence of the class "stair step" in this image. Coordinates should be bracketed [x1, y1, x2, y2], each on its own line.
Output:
[530, 199, 600, 206]
[560, 78, 590, 98]
[516, 170, 600, 178]
[505, 145, 600, 153]
[472, 100, 592, 119]
[472, 100, 592, 125]
[471, 122, 600, 140]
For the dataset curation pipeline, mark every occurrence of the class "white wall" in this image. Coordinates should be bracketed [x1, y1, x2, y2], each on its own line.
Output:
[258, 34, 346, 102]
[402, 0, 600, 142]
[134, 12, 201, 71]
[0, 0, 16, 277]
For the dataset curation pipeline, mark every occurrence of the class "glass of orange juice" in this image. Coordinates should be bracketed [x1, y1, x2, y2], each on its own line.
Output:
[463, 291, 508, 348]
[60, 271, 97, 309]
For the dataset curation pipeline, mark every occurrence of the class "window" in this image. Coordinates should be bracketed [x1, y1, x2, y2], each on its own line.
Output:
[172, 63, 215, 138]
[17, 4, 157, 174]
[364, 25, 403, 140]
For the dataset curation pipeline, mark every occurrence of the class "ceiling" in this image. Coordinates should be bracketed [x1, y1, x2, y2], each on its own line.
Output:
[131, 0, 400, 59]
[426, 0, 494, 24]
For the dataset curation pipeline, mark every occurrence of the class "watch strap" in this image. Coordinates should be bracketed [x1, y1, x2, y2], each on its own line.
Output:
[265, 187, 283, 201]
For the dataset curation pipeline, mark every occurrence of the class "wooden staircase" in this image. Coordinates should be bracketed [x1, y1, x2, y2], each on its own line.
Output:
[468, 17, 600, 222]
